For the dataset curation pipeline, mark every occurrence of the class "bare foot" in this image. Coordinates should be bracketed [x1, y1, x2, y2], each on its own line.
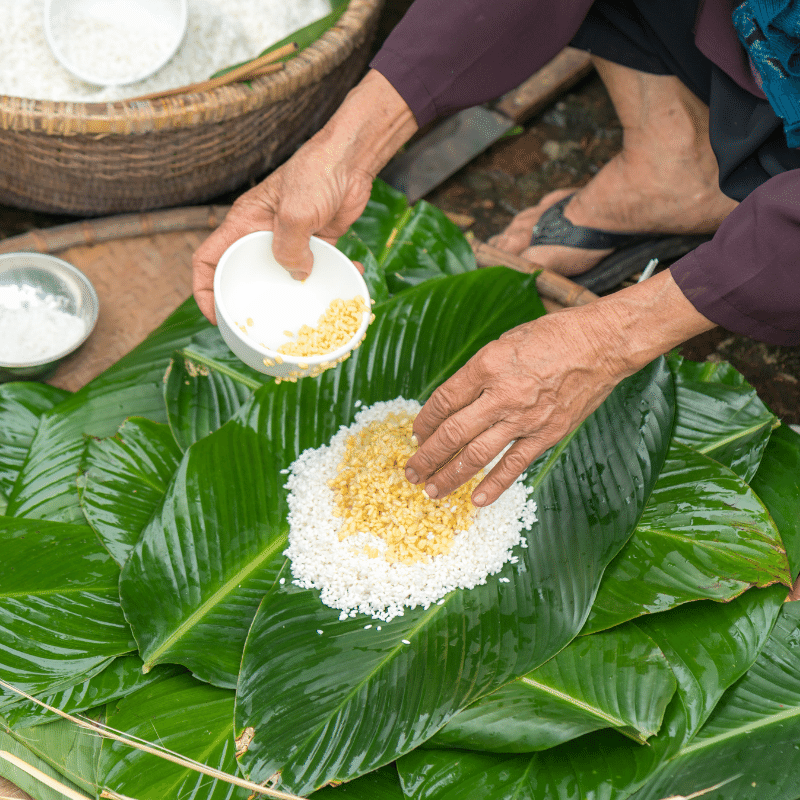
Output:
[488, 62, 739, 278]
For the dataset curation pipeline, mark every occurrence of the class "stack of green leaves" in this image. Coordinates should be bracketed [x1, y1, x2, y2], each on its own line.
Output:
[0, 181, 798, 800]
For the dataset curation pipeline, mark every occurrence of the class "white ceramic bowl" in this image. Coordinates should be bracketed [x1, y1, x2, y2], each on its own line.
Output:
[0, 253, 99, 381]
[44, 0, 188, 87]
[214, 231, 372, 379]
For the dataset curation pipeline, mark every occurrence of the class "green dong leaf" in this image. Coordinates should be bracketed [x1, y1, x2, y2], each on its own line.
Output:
[80, 417, 183, 566]
[395, 586, 786, 800]
[165, 329, 267, 450]
[582, 442, 790, 634]
[669, 354, 778, 481]
[232, 355, 673, 794]
[120, 269, 546, 689]
[750, 424, 800, 581]
[629, 601, 800, 800]
[99, 674, 248, 800]
[0, 517, 134, 705]
[0, 383, 69, 515]
[430, 621, 676, 753]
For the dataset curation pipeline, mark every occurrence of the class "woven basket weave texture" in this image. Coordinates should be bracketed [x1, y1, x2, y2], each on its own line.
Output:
[0, 0, 384, 216]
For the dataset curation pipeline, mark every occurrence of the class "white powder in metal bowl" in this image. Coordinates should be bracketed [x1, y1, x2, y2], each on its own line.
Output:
[284, 398, 538, 622]
[0, 282, 86, 364]
[0, 0, 331, 102]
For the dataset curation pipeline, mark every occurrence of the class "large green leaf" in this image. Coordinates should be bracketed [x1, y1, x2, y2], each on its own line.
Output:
[634, 585, 786, 741]
[380, 201, 477, 294]
[395, 586, 786, 800]
[232, 355, 673, 794]
[348, 178, 410, 256]
[164, 329, 267, 451]
[629, 601, 800, 800]
[79, 417, 183, 566]
[751, 424, 800, 580]
[119, 422, 289, 688]
[2, 299, 208, 524]
[0, 517, 134, 703]
[582, 442, 790, 634]
[0, 383, 69, 514]
[337, 230, 390, 303]
[4, 655, 181, 730]
[98, 673, 248, 800]
[120, 270, 549, 688]
[429, 622, 676, 753]
[349, 180, 476, 294]
[669, 355, 778, 481]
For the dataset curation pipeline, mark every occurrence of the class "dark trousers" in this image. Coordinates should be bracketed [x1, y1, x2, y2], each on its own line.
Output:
[571, 0, 800, 200]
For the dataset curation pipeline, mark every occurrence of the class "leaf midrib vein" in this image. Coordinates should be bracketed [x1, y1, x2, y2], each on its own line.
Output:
[143, 530, 288, 669]
[1, 586, 117, 600]
[518, 676, 627, 728]
[698, 420, 774, 456]
[291, 600, 449, 769]
[180, 349, 263, 391]
[679, 703, 800, 755]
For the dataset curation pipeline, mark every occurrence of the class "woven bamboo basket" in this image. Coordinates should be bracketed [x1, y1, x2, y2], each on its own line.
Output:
[0, 0, 384, 216]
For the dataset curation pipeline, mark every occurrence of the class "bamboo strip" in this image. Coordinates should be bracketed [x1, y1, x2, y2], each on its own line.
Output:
[471, 239, 599, 307]
[0, 205, 232, 255]
[0, 754, 92, 800]
[126, 42, 296, 102]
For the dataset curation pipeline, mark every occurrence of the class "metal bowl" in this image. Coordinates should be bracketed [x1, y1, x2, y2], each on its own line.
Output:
[0, 253, 99, 381]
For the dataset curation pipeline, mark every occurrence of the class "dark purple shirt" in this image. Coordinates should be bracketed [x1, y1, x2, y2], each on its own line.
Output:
[370, 0, 800, 346]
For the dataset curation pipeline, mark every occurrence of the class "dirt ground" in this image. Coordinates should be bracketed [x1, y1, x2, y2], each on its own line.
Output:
[0, 9, 797, 424]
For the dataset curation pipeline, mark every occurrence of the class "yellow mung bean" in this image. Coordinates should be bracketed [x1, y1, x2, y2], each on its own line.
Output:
[328, 412, 482, 564]
[278, 295, 368, 357]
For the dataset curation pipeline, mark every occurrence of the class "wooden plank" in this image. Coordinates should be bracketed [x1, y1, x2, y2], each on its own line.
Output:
[494, 47, 594, 124]
[0, 776, 32, 800]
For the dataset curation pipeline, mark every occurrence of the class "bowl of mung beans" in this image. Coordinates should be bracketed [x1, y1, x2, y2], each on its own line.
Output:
[214, 231, 373, 382]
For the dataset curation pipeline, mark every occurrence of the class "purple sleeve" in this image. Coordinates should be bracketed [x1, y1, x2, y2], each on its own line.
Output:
[670, 170, 800, 346]
[369, 0, 595, 127]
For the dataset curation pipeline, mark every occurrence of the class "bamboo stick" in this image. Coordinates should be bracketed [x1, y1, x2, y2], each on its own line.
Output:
[127, 41, 297, 102]
[471, 239, 599, 307]
[0, 753, 92, 800]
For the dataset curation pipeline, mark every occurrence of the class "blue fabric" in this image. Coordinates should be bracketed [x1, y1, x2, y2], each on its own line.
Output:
[733, 0, 800, 146]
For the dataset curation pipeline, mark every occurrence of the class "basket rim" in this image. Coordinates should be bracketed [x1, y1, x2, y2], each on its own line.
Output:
[0, 0, 382, 136]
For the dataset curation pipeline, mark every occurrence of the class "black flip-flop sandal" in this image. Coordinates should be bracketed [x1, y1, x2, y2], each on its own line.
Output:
[530, 194, 711, 294]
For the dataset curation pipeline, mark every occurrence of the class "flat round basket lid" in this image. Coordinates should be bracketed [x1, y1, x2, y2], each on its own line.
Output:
[0, 204, 231, 392]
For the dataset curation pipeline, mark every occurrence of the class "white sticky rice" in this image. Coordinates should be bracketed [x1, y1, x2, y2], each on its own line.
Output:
[283, 398, 538, 622]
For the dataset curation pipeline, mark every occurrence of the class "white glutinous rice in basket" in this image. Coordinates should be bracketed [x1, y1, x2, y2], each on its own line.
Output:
[283, 398, 538, 622]
[0, 0, 331, 102]
[0, 282, 85, 363]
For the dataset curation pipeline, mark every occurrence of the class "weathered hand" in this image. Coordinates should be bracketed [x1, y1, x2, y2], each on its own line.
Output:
[404, 269, 718, 506]
[192, 141, 374, 323]
[404, 306, 624, 507]
[192, 69, 418, 324]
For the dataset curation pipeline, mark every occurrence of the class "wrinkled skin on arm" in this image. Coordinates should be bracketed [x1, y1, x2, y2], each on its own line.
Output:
[405, 269, 717, 506]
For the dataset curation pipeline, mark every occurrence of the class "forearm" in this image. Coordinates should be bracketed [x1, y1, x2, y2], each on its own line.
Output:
[580, 269, 716, 379]
[308, 69, 419, 179]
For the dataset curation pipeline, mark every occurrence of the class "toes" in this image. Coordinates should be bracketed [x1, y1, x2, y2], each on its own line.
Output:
[488, 189, 576, 256]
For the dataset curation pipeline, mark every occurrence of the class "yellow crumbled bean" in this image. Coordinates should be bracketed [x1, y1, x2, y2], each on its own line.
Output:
[328, 412, 482, 564]
[278, 295, 369, 357]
